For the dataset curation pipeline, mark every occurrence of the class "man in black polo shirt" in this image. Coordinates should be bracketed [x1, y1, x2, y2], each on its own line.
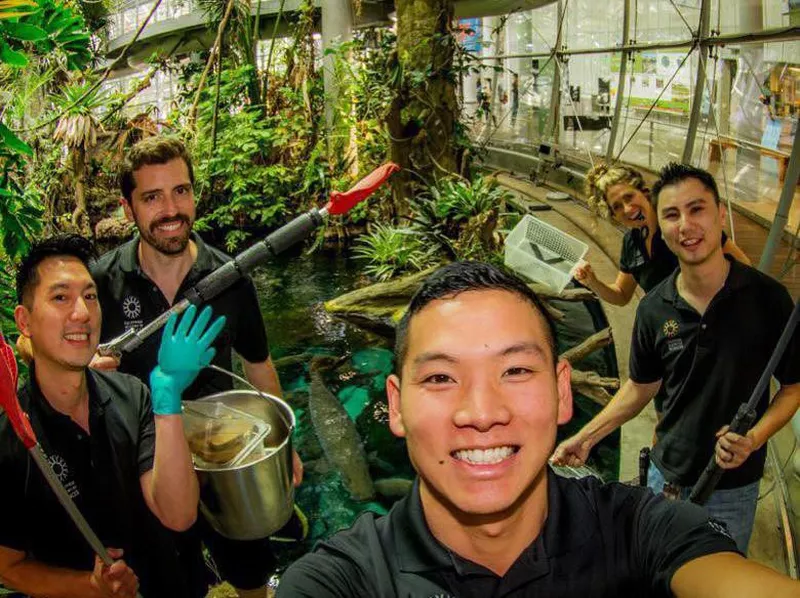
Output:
[555, 163, 800, 553]
[90, 136, 302, 597]
[277, 262, 799, 598]
[0, 234, 221, 597]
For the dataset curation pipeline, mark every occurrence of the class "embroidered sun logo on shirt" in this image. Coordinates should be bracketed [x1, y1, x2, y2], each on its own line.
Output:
[48, 454, 69, 483]
[122, 295, 142, 319]
[662, 319, 679, 338]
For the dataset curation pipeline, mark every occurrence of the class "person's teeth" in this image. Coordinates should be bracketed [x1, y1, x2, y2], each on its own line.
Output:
[64, 333, 88, 341]
[454, 446, 515, 465]
[159, 221, 181, 231]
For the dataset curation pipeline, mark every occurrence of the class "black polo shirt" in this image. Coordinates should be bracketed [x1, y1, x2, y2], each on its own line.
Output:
[276, 470, 739, 598]
[630, 258, 800, 489]
[91, 233, 270, 401]
[620, 229, 729, 293]
[0, 367, 204, 597]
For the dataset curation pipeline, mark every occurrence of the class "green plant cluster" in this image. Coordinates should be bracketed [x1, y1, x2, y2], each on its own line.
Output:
[354, 175, 512, 281]
[0, 0, 93, 336]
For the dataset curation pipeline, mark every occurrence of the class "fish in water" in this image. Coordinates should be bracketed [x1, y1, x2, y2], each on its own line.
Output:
[374, 477, 413, 499]
[309, 359, 375, 501]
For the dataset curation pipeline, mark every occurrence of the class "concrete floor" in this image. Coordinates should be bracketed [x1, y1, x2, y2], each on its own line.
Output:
[495, 173, 794, 576]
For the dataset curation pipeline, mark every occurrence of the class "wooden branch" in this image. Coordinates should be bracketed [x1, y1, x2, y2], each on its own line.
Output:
[570, 369, 620, 408]
[324, 268, 436, 312]
[560, 327, 613, 364]
[542, 301, 564, 321]
[573, 384, 613, 407]
[571, 369, 620, 390]
[528, 283, 597, 302]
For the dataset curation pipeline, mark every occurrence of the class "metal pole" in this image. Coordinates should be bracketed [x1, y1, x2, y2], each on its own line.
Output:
[606, 0, 631, 162]
[547, 0, 565, 144]
[682, 0, 711, 164]
[758, 128, 800, 273]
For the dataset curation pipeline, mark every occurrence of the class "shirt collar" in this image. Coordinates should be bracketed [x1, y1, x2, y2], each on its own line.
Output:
[657, 255, 750, 305]
[117, 232, 214, 277]
[394, 469, 593, 574]
[25, 365, 111, 427]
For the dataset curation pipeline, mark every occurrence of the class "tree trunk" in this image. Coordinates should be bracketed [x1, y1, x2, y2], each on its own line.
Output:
[388, 0, 458, 217]
[71, 151, 90, 236]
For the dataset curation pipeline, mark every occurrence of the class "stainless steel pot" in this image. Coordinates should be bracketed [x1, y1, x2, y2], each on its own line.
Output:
[192, 389, 295, 540]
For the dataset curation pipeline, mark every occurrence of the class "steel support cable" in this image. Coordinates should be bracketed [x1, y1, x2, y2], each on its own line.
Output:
[614, 46, 694, 162]
[552, 53, 596, 168]
[474, 2, 568, 152]
[668, 0, 696, 37]
[18, 0, 165, 133]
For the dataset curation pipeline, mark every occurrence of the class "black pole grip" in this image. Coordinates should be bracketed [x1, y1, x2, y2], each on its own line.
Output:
[638, 447, 650, 487]
[261, 209, 322, 257]
[688, 404, 757, 504]
[184, 209, 323, 304]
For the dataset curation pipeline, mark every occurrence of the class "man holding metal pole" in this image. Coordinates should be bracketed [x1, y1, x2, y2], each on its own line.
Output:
[554, 163, 800, 553]
[0, 234, 221, 597]
[90, 136, 303, 597]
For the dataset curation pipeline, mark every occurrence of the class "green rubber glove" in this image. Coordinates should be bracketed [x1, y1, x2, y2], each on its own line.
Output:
[149, 305, 226, 415]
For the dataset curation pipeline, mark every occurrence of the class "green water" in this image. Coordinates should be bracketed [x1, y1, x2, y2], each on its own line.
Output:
[251, 249, 620, 562]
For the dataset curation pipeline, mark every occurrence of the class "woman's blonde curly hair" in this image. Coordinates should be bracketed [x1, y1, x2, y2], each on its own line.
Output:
[585, 162, 649, 219]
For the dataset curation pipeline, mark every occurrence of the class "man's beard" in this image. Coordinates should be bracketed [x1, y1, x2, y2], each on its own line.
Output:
[138, 215, 192, 255]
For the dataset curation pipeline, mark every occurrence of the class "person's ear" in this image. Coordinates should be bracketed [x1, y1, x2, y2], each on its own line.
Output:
[386, 374, 406, 438]
[555, 359, 573, 425]
[120, 197, 134, 222]
[718, 199, 727, 225]
[14, 304, 31, 339]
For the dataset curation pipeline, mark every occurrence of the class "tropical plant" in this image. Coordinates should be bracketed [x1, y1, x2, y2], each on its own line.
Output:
[353, 223, 437, 281]
[406, 175, 512, 262]
[52, 80, 110, 234]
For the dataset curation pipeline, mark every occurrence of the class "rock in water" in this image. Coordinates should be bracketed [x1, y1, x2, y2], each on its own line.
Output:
[309, 366, 375, 501]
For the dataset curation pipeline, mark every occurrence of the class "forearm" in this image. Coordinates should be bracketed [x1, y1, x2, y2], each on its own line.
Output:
[148, 415, 199, 531]
[583, 278, 630, 306]
[243, 357, 283, 397]
[0, 558, 99, 598]
[672, 553, 800, 597]
[579, 379, 659, 448]
[749, 384, 800, 450]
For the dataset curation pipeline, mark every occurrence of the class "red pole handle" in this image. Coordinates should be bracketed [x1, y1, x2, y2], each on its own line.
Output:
[325, 162, 400, 216]
[0, 334, 35, 449]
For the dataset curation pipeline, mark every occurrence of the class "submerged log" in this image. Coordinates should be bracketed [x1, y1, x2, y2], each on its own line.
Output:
[323, 270, 619, 404]
[325, 268, 595, 318]
[324, 268, 436, 312]
[560, 327, 613, 365]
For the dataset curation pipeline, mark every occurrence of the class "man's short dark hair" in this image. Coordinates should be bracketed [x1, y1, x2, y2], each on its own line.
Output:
[16, 234, 96, 307]
[119, 136, 194, 202]
[394, 262, 559, 374]
[651, 162, 720, 210]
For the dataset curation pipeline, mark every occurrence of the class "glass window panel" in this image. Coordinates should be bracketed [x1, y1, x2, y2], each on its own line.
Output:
[634, 0, 698, 43]
[692, 41, 800, 234]
[612, 46, 697, 170]
[564, 0, 624, 51]
[557, 53, 617, 161]
[710, 0, 794, 35]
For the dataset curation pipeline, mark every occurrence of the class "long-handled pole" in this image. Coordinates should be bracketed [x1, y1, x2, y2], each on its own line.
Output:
[689, 298, 800, 504]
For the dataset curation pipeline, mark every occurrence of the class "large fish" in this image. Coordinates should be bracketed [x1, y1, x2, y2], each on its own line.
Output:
[309, 359, 375, 501]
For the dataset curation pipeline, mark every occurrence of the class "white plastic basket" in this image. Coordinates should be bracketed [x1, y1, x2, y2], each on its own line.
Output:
[504, 214, 588, 293]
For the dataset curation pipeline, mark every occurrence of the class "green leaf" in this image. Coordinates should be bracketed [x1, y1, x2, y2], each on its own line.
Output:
[0, 42, 28, 67]
[3, 22, 47, 41]
[0, 122, 33, 156]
